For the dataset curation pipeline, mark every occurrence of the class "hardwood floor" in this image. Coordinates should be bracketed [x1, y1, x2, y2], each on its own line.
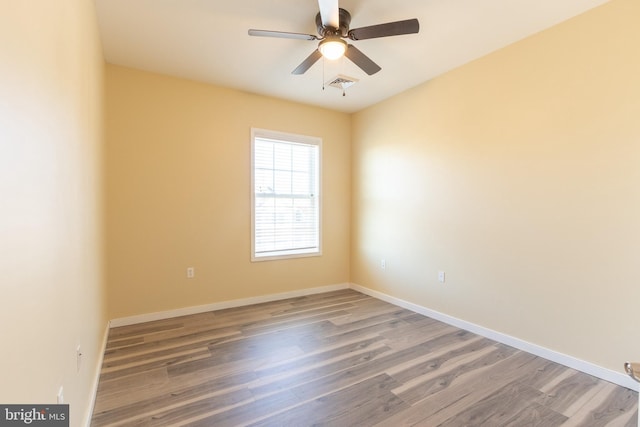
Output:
[91, 289, 638, 426]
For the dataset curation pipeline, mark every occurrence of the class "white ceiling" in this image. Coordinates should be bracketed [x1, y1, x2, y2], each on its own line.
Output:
[95, 0, 610, 113]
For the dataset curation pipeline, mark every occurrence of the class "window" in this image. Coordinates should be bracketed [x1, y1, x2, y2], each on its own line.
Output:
[251, 128, 321, 261]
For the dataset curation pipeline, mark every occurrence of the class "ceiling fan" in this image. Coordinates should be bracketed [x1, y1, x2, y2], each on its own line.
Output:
[248, 0, 419, 76]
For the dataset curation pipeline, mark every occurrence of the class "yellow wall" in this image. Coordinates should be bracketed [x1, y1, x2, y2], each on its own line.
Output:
[105, 65, 351, 319]
[352, 0, 640, 373]
[0, 0, 106, 425]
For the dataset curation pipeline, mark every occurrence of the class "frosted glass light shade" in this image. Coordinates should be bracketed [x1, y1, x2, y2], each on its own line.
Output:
[319, 38, 347, 60]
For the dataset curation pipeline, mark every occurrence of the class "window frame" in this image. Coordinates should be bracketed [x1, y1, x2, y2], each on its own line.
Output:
[250, 128, 322, 262]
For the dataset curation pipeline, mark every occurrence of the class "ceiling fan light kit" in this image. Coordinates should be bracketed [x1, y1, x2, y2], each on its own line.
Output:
[318, 37, 347, 60]
[248, 0, 419, 77]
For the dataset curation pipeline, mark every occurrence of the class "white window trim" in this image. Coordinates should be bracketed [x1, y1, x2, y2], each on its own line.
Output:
[251, 128, 322, 262]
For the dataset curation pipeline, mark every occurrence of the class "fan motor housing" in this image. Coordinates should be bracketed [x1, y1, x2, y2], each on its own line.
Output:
[315, 8, 351, 37]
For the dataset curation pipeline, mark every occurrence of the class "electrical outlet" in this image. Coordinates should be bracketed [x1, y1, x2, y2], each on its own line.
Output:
[381, 259, 386, 270]
[57, 386, 64, 404]
[438, 271, 446, 283]
[187, 267, 195, 279]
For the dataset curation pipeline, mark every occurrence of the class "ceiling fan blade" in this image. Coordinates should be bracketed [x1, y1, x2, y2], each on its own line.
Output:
[248, 29, 318, 41]
[344, 44, 381, 75]
[292, 49, 323, 75]
[318, 0, 339, 28]
[348, 18, 419, 40]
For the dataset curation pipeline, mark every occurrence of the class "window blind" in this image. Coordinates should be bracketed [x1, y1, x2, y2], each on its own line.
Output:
[252, 130, 321, 260]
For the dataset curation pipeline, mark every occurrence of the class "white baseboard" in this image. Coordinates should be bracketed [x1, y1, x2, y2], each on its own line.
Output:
[105, 281, 637, 391]
[109, 283, 350, 328]
[84, 321, 110, 427]
[349, 283, 639, 392]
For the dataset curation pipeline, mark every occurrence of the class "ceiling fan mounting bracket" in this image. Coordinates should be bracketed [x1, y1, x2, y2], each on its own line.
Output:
[315, 8, 352, 38]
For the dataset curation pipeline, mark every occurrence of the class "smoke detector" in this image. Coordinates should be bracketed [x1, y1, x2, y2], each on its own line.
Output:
[325, 75, 358, 95]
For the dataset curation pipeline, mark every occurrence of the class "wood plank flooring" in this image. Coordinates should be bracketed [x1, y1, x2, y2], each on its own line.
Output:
[91, 289, 638, 426]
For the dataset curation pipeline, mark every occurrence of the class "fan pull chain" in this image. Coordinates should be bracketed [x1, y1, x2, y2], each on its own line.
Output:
[322, 57, 325, 90]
